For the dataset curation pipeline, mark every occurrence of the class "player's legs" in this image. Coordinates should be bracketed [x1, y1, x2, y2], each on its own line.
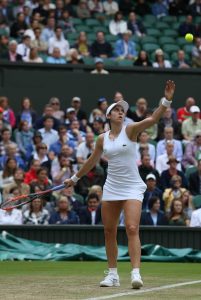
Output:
[101, 201, 123, 267]
[123, 199, 143, 288]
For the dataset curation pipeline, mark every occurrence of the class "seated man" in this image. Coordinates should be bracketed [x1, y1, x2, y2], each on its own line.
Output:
[114, 30, 137, 60]
[79, 193, 101, 225]
[182, 105, 201, 142]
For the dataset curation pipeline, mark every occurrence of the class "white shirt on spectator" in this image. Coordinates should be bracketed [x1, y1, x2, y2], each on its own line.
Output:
[38, 128, 59, 147]
[41, 28, 55, 43]
[109, 20, 127, 36]
[190, 208, 201, 227]
[152, 60, 172, 68]
[156, 139, 183, 161]
[136, 143, 156, 163]
[17, 43, 30, 57]
[156, 153, 182, 175]
[76, 141, 95, 161]
[103, 1, 119, 15]
[48, 36, 70, 57]
[0, 209, 22, 224]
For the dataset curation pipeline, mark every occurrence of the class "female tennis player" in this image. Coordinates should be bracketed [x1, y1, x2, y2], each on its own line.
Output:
[64, 80, 175, 289]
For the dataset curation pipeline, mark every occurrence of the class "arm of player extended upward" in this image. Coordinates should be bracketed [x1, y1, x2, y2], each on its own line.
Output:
[126, 80, 176, 140]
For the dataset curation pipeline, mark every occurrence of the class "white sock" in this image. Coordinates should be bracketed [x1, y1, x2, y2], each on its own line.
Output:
[109, 268, 117, 274]
[132, 268, 140, 274]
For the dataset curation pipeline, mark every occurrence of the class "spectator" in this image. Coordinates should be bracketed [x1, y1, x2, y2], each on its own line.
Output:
[10, 12, 28, 38]
[129, 97, 148, 122]
[0, 128, 19, 156]
[163, 175, 187, 212]
[46, 47, 66, 64]
[16, 97, 37, 129]
[190, 207, 201, 227]
[0, 34, 9, 59]
[182, 106, 201, 142]
[59, 185, 84, 212]
[160, 155, 188, 191]
[48, 26, 69, 57]
[35, 104, 61, 130]
[157, 107, 182, 141]
[91, 57, 109, 74]
[67, 48, 84, 64]
[143, 174, 163, 212]
[140, 196, 167, 225]
[182, 130, 201, 169]
[23, 198, 50, 225]
[4, 40, 21, 62]
[152, 48, 172, 68]
[55, 0, 65, 21]
[30, 167, 51, 193]
[136, 131, 155, 164]
[138, 154, 160, 184]
[0, 107, 11, 131]
[49, 97, 64, 121]
[177, 97, 196, 123]
[88, 0, 104, 15]
[109, 11, 127, 36]
[58, 10, 75, 35]
[178, 15, 196, 37]
[65, 107, 77, 128]
[119, 0, 135, 16]
[3, 168, 30, 198]
[74, 31, 90, 57]
[152, 0, 168, 19]
[90, 31, 113, 58]
[0, 206, 22, 225]
[192, 37, 201, 58]
[76, 0, 91, 19]
[32, 143, 50, 166]
[24, 159, 41, 184]
[0, 158, 17, 189]
[127, 11, 145, 37]
[23, 46, 43, 63]
[181, 190, 193, 219]
[0, 96, 16, 128]
[88, 185, 103, 200]
[51, 154, 73, 185]
[134, 50, 152, 67]
[76, 132, 95, 166]
[189, 0, 201, 16]
[49, 195, 79, 224]
[189, 159, 201, 195]
[50, 125, 75, 155]
[173, 50, 191, 68]
[71, 96, 88, 125]
[134, 0, 150, 16]
[192, 45, 201, 67]
[31, 27, 48, 53]
[156, 127, 183, 162]
[41, 17, 55, 43]
[16, 35, 31, 60]
[79, 193, 101, 224]
[103, 0, 119, 16]
[156, 140, 182, 175]
[64, 0, 76, 17]
[38, 116, 59, 147]
[114, 30, 137, 60]
[24, 19, 40, 40]
[67, 120, 86, 149]
[14, 120, 34, 159]
[168, 199, 189, 226]
[0, 0, 14, 24]
[31, 131, 43, 154]
[92, 117, 105, 138]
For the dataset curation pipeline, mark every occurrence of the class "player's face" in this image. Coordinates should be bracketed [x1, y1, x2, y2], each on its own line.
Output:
[109, 105, 125, 123]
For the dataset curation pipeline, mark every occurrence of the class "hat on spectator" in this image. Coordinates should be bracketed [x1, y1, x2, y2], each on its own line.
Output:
[94, 117, 104, 123]
[95, 57, 104, 64]
[72, 97, 81, 102]
[146, 173, 156, 181]
[98, 97, 107, 104]
[167, 155, 179, 164]
[0, 107, 4, 113]
[155, 49, 164, 56]
[106, 100, 129, 117]
[66, 107, 76, 113]
[190, 105, 200, 113]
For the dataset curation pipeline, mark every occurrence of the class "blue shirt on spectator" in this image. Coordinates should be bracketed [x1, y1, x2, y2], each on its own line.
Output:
[49, 139, 76, 154]
[46, 56, 66, 64]
[49, 210, 79, 224]
[114, 39, 137, 58]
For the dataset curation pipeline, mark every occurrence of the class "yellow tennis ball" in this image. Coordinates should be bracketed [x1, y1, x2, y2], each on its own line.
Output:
[185, 33, 194, 42]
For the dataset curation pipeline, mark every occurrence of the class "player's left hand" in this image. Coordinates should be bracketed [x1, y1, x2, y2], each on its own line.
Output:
[164, 80, 176, 101]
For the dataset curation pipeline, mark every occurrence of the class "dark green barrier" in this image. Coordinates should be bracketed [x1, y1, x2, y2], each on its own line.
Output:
[0, 231, 201, 262]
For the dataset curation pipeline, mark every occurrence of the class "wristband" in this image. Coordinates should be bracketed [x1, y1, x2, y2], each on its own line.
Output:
[70, 174, 80, 183]
[161, 97, 172, 108]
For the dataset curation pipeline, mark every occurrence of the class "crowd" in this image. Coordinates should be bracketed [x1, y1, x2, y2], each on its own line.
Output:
[0, 93, 201, 227]
[1, 1, 201, 68]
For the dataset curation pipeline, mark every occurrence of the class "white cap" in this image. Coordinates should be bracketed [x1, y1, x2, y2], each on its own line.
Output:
[66, 107, 75, 113]
[146, 173, 156, 180]
[72, 97, 81, 102]
[190, 105, 200, 113]
[106, 100, 129, 118]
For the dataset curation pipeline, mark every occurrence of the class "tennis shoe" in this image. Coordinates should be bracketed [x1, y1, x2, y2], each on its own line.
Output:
[131, 271, 143, 289]
[100, 271, 120, 287]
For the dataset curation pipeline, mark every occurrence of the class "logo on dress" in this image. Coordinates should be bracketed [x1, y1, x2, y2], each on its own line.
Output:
[122, 144, 127, 147]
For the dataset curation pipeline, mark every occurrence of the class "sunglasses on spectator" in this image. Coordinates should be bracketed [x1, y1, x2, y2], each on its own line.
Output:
[52, 102, 59, 105]
[40, 146, 47, 149]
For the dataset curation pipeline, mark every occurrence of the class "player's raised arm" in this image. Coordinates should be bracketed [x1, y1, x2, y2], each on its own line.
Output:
[126, 80, 176, 139]
[64, 135, 104, 187]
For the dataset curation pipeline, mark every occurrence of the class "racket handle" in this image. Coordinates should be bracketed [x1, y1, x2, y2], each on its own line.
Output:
[51, 184, 66, 192]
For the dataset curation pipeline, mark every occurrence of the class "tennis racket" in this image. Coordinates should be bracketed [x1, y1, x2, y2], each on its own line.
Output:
[0, 183, 66, 211]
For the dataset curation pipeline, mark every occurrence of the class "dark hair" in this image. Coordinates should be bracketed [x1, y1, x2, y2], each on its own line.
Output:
[1, 128, 10, 135]
[18, 120, 28, 131]
[169, 199, 186, 220]
[43, 115, 54, 122]
[36, 166, 48, 176]
[2, 158, 17, 178]
[148, 196, 160, 210]
[87, 193, 99, 202]
[114, 11, 123, 22]
[58, 124, 67, 133]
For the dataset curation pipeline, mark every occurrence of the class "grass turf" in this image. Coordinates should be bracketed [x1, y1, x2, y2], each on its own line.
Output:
[0, 261, 200, 300]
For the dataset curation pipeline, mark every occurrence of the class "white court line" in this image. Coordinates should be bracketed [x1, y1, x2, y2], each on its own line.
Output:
[83, 280, 201, 300]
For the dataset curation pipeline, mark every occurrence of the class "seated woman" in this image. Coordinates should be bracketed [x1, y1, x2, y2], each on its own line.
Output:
[140, 196, 168, 226]
[134, 50, 152, 67]
[168, 199, 190, 226]
[0, 158, 17, 190]
[74, 31, 90, 57]
[14, 120, 34, 160]
[49, 195, 79, 224]
[152, 49, 172, 68]
[22, 198, 50, 225]
[51, 154, 73, 185]
[23, 47, 43, 63]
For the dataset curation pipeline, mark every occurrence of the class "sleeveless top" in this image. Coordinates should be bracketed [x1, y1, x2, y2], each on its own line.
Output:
[102, 126, 147, 201]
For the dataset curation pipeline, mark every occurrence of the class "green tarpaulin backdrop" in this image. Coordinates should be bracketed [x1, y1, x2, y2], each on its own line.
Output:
[0, 231, 201, 262]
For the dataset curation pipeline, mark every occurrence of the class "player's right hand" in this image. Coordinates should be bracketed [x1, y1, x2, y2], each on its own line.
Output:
[63, 178, 75, 187]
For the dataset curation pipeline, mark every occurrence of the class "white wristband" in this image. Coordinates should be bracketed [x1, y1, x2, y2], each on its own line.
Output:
[70, 174, 80, 183]
[161, 97, 172, 108]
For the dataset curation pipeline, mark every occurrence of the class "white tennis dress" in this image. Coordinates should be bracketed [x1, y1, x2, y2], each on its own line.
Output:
[102, 126, 147, 201]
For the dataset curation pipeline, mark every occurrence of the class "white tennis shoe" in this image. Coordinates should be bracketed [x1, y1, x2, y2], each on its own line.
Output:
[131, 271, 143, 289]
[100, 271, 120, 287]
